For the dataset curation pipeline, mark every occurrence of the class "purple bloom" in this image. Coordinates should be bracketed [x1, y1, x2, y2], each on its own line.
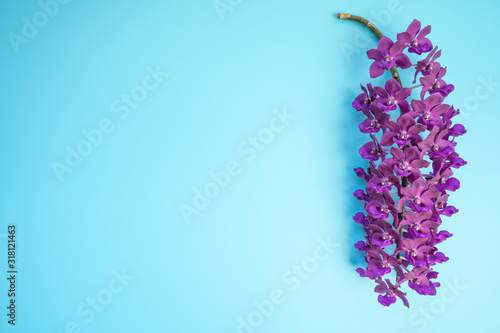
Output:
[368, 219, 400, 247]
[397, 178, 440, 212]
[352, 83, 377, 111]
[367, 249, 404, 277]
[367, 36, 412, 78]
[368, 163, 401, 193]
[353, 212, 369, 227]
[398, 211, 437, 233]
[409, 94, 450, 127]
[428, 168, 460, 193]
[420, 66, 454, 99]
[383, 147, 430, 181]
[359, 136, 386, 161]
[359, 105, 390, 133]
[366, 192, 397, 220]
[348, 16, 464, 308]
[400, 238, 435, 265]
[413, 46, 441, 83]
[401, 268, 440, 295]
[447, 124, 467, 137]
[380, 115, 426, 148]
[418, 126, 454, 158]
[374, 78, 412, 113]
[374, 279, 409, 308]
[397, 19, 433, 55]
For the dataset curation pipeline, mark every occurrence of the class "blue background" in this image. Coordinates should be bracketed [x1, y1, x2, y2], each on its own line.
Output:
[0, 0, 497, 332]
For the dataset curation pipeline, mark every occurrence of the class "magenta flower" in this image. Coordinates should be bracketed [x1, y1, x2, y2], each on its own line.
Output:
[359, 135, 386, 161]
[409, 94, 450, 127]
[374, 78, 412, 113]
[366, 249, 404, 278]
[398, 211, 440, 237]
[368, 163, 401, 193]
[341, 14, 466, 308]
[397, 19, 433, 55]
[359, 105, 390, 133]
[367, 36, 412, 78]
[383, 147, 430, 181]
[397, 178, 440, 211]
[368, 219, 400, 247]
[375, 279, 409, 308]
[380, 115, 426, 148]
[352, 83, 377, 111]
[420, 66, 454, 99]
[418, 126, 454, 158]
[400, 268, 440, 295]
[413, 46, 441, 83]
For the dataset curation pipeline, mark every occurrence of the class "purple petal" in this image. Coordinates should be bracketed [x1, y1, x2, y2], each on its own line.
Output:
[378, 294, 397, 306]
[406, 19, 421, 37]
[378, 36, 394, 54]
[370, 62, 385, 78]
[394, 53, 412, 69]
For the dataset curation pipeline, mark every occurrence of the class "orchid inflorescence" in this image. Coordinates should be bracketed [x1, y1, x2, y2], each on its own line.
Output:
[340, 15, 467, 307]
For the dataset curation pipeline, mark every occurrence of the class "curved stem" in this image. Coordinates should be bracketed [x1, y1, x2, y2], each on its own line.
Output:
[336, 13, 403, 87]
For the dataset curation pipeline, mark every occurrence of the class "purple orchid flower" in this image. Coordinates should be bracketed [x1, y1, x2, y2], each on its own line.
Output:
[359, 135, 386, 161]
[413, 46, 441, 83]
[367, 36, 412, 78]
[366, 192, 397, 220]
[368, 219, 400, 247]
[374, 78, 412, 113]
[397, 178, 440, 212]
[352, 83, 377, 111]
[359, 104, 390, 133]
[397, 19, 433, 55]
[418, 126, 454, 158]
[401, 268, 440, 295]
[409, 94, 450, 127]
[346, 15, 466, 308]
[420, 66, 454, 99]
[380, 114, 426, 148]
[368, 163, 401, 193]
[375, 278, 409, 308]
[383, 147, 430, 181]
[400, 238, 436, 265]
[367, 249, 404, 278]
[398, 211, 440, 240]
[428, 168, 460, 193]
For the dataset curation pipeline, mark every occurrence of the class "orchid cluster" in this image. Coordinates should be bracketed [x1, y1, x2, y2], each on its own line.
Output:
[350, 19, 466, 307]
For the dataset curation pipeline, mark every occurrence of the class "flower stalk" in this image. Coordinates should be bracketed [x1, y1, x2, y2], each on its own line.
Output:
[344, 15, 466, 308]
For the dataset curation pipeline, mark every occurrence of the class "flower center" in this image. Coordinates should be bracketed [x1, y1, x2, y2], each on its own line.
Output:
[411, 40, 419, 47]
[413, 196, 422, 205]
[381, 177, 391, 186]
[399, 131, 409, 140]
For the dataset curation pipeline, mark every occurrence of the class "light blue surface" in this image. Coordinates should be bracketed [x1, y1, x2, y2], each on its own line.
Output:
[0, 0, 497, 332]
